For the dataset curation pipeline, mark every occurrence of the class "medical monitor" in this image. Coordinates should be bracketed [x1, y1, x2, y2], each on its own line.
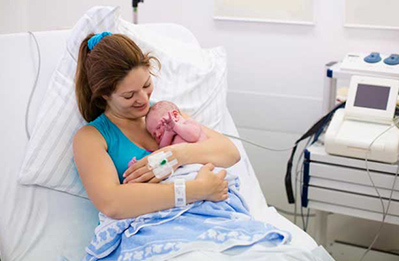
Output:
[353, 84, 390, 110]
[345, 76, 399, 124]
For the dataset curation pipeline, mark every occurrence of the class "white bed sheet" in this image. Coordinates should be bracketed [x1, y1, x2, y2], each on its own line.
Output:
[0, 27, 317, 261]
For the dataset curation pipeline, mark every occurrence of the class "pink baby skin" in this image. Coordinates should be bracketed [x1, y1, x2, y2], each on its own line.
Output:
[128, 101, 207, 168]
[146, 101, 207, 148]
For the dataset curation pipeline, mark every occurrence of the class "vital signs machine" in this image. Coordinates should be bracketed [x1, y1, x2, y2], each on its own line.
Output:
[302, 53, 399, 249]
[324, 53, 399, 163]
[324, 75, 399, 163]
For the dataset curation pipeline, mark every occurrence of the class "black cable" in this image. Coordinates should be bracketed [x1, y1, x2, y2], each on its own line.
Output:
[294, 136, 313, 225]
[132, 0, 144, 8]
[285, 102, 346, 204]
[296, 103, 346, 229]
[305, 208, 310, 232]
[299, 151, 311, 232]
[300, 161, 306, 229]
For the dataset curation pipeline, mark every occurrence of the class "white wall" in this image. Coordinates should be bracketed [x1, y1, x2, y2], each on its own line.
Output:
[2, 0, 399, 257]
[0, 0, 29, 34]
[26, 0, 133, 32]
[0, 0, 133, 34]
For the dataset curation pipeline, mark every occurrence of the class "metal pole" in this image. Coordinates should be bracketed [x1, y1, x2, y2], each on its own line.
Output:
[314, 210, 328, 246]
[133, 7, 138, 24]
[132, 0, 144, 24]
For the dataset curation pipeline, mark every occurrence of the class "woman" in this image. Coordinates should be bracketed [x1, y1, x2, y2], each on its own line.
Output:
[72, 32, 241, 220]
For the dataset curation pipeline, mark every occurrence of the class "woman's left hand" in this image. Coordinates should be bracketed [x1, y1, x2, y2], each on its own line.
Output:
[122, 144, 186, 184]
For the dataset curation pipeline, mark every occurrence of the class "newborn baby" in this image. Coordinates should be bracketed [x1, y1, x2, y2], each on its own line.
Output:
[127, 101, 238, 191]
[128, 100, 207, 168]
[146, 101, 207, 148]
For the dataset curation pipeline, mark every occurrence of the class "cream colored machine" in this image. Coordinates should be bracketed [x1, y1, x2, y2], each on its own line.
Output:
[325, 75, 399, 163]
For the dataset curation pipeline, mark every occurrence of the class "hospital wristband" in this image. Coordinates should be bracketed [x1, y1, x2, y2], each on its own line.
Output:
[174, 179, 186, 207]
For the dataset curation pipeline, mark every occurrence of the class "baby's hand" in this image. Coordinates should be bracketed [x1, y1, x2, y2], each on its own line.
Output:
[163, 112, 176, 131]
[160, 117, 166, 127]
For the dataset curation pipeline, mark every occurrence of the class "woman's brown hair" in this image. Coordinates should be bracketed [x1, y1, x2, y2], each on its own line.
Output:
[75, 33, 160, 122]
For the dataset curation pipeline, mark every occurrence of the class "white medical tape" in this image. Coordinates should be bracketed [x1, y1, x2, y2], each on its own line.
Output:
[147, 151, 178, 179]
[147, 151, 173, 170]
[153, 159, 178, 179]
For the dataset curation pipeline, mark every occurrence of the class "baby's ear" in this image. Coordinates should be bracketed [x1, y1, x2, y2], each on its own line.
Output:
[172, 109, 179, 117]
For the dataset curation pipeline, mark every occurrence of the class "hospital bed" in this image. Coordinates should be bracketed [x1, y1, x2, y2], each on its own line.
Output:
[0, 7, 330, 261]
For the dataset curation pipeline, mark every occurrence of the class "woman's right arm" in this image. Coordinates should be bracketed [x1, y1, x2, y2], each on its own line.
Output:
[73, 126, 227, 220]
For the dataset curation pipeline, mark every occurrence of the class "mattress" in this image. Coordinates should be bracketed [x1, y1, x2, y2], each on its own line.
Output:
[0, 27, 317, 261]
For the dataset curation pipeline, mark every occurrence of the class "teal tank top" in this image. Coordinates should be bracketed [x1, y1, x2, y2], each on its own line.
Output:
[87, 113, 152, 183]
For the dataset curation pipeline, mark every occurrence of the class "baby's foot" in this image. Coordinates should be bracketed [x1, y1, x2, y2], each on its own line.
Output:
[128, 157, 137, 168]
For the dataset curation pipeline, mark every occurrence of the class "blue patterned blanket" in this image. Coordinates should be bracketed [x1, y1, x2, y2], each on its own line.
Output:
[84, 165, 291, 261]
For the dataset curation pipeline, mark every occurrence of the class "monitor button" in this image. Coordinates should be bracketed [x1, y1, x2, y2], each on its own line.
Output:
[384, 54, 399, 66]
[364, 52, 382, 63]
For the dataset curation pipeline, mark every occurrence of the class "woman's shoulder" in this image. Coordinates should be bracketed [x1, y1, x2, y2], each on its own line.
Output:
[77, 124, 101, 135]
[78, 112, 107, 138]
[74, 125, 107, 149]
[87, 113, 107, 127]
[84, 113, 114, 143]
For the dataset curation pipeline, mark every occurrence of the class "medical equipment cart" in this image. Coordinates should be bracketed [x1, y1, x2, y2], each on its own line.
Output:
[302, 142, 399, 241]
[304, 57, 399, 247]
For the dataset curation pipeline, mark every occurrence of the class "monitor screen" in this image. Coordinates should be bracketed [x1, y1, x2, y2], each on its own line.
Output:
[354, 84, 390, 110]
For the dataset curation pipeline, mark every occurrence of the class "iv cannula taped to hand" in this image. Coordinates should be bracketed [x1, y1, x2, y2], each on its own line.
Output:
[147, 151, 178, 179]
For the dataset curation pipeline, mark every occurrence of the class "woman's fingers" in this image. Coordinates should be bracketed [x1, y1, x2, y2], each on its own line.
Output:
[148, 177, 162, 183]
[130, 156, 148, 172]
[123, 147, 179, 183]
[124, 166, 152, 183]
[216, 169, 227, 180]
[127, 172, 154, 183]
[123, 156, 148, 178]
[202, 163, 215, 171]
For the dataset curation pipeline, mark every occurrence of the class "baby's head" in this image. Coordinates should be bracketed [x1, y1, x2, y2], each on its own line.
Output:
[146, 101, 181, 143]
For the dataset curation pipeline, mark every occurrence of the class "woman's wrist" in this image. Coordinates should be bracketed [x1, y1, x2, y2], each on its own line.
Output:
[185, 180, 204, 203]
[172, 142, 191, 166]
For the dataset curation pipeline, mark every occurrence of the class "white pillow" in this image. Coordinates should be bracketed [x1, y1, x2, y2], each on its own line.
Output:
[18, 6, 228, 197]
[118, 19, 227, 129]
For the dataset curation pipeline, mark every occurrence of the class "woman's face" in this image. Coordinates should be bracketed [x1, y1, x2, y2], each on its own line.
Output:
[104, 66, 153, 120]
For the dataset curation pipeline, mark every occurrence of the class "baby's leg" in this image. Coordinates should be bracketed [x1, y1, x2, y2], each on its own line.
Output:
[171, 135, 187, 145]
